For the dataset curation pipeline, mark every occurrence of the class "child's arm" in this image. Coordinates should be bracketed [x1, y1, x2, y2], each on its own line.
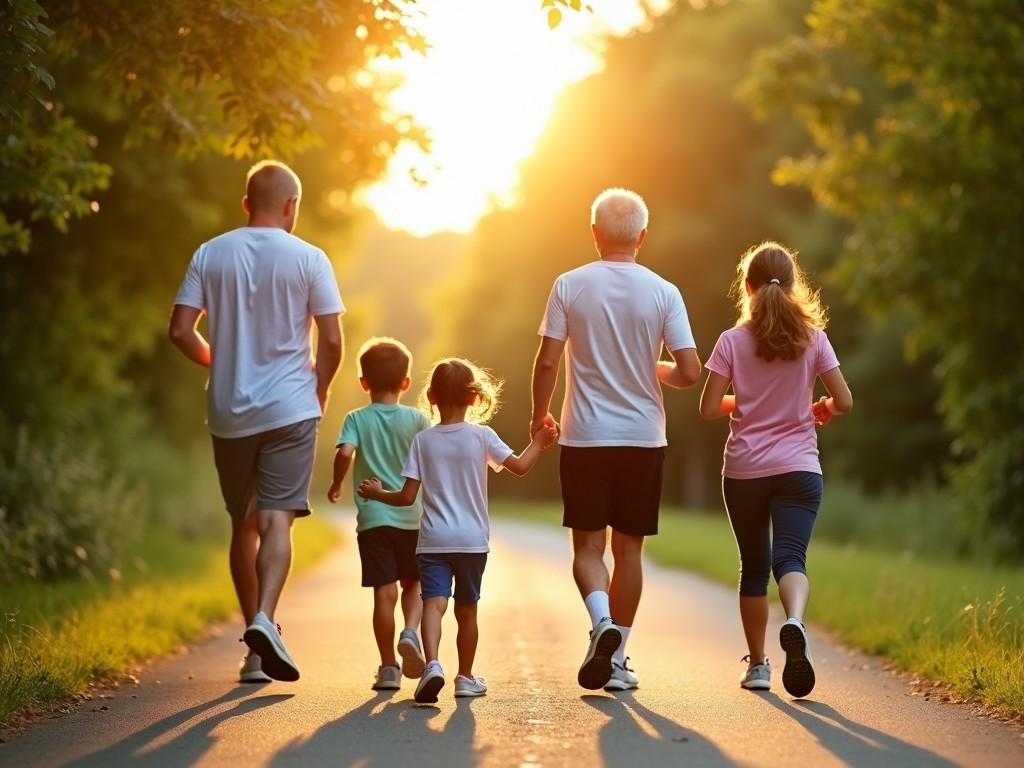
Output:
[657, 347, 701, 390]
[812, 367, 854, 426]
[698, 370, 736, 419]
[327, 443, 356, 503]
[358, 477, 421, 507]
[503, 425, 558, 477]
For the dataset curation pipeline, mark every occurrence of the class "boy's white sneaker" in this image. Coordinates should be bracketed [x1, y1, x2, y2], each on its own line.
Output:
[397, 629, 426, 679]
[739, 656, 771, 691]
[604, 660, 639, 691]
[779, 618, 815, 698]
[243, 612, 300, 682]
[372, 664, 402, 691]
[414, 660, 445, 704]
[239, 650, 271, 683]
[578, 617, 621, 690]
[454, 674, 488, 698]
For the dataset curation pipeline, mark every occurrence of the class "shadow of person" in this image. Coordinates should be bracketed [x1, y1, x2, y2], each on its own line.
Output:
[268, 691, 485, 768]
[66, 687, 292, 767]
[581, 693, 736, 767]
[758, 693, 959, 767]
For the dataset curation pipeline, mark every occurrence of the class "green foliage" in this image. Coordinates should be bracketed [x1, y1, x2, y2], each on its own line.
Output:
[741, 1, 1024, 554]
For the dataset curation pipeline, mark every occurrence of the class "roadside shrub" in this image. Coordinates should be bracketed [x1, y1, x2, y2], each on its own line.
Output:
[0, 427, 142, 584]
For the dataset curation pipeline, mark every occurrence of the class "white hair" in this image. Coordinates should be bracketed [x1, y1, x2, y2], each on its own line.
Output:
[591, 188, 649, 245]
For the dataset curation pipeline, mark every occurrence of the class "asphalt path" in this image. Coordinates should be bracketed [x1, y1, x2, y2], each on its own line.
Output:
[4, 514, 1023, 767]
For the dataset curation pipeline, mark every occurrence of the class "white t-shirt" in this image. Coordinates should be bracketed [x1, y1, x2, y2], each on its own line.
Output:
[402, 423, 514, 554]
[538, 260, 696, 447]
[174, 227, 345, 438]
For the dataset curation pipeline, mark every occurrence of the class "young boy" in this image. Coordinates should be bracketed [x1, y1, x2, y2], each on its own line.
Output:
[327, 337, 431, 690]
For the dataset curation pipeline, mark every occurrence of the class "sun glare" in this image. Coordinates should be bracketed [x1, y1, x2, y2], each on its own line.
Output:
[357, 0, 671, 237]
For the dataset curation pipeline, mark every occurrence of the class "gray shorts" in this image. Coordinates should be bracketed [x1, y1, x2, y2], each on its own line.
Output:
[211, 418, 318, 521]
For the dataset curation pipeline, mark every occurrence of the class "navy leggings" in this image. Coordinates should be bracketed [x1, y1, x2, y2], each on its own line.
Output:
[722, 471, 823, 597]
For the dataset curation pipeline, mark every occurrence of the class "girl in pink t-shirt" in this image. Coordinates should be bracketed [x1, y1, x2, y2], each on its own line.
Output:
[700, 241, 853, 698]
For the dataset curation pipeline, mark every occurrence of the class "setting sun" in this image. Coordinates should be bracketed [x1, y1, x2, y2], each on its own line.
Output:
[358, 0, 669, 236]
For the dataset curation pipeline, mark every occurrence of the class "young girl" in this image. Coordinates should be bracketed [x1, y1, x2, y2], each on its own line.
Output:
[699, 242, 853, 698]
[359, 358, 557, 704]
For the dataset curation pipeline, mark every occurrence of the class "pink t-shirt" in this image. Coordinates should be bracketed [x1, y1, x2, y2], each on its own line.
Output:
[705, 325, 840, 479]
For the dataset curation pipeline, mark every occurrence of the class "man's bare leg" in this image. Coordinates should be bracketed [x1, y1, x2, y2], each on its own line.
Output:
[609, 530, 644, 668]
[572, 528, 621, 689]
[255, 508, 295, 620]
[230, 512, 260, 626]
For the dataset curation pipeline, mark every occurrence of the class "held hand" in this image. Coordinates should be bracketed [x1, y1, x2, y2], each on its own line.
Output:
[357, 477, 383, 500]
[530, 412, 558, 441]
[536, 425, 558, 450]
[327, 482, 342, 504]
[812, 396, 833, 427]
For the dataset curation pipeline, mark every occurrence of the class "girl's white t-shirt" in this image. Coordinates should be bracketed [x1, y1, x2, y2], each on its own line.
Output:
[402, 422, 514, 554]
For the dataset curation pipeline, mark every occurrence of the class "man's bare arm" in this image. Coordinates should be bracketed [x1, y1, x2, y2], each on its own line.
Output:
[313, 312, 343, 411]
[168, 305, 211, 368]
[530, 336, 566, 437]
[657, 347, 701, 390]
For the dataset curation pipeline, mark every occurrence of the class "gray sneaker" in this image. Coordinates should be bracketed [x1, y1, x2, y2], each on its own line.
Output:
[578, 617, 622, 690]
[239, 650, 272, 684]
[397, 629, 426, 679]
[604, 659, 639, 691]
[372, 664, 401, 691]
[739, 655, 771, 690]
[243, 612, 300, 682]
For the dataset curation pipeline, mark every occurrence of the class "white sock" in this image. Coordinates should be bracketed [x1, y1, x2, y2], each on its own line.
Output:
[583, 591, 611, 628]
[612, 626, 631, 666]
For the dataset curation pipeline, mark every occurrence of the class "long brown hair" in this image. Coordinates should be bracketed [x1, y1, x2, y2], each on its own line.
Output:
[732, 241, 828, 361]
[420, 358, 503, 424]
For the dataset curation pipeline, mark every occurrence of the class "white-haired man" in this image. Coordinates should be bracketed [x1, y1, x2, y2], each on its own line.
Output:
[531, 188, 700, 691]
[169, 160, 344, 683]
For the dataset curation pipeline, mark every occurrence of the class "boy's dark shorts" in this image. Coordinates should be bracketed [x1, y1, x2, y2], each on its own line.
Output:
[211, 418, 317, 522]
[417, 552, 488, 603]
[357, 526, 420, 588]
[560, 445, 665, 537]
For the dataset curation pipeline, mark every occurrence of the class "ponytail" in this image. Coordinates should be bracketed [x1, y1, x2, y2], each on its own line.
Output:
[732, 242, 827, 361]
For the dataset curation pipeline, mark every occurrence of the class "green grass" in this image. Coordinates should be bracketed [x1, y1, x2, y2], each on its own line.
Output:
[0, 516, 340, 727]
[493, 502, 1024, 719]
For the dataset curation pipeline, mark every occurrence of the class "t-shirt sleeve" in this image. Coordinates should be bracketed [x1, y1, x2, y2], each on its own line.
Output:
[537, 278, 568, 341]
[815, 330, 840, 375]
[338, 412, 358, 448]
[484, 426, 515, 472]
[309, 251, 345, 316]
[705, 332, 733, 379]
[402, 434, 422, 481]
[663, 285, 696, 351]
[174, 246, 205, 310]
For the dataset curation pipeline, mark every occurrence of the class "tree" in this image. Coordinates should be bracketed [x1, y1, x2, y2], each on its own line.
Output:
[741, 0, 1024, 554]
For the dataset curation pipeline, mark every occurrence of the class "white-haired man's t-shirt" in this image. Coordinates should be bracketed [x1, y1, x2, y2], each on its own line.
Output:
[175, 227, 344, 438]
[538, 260, 696, 447]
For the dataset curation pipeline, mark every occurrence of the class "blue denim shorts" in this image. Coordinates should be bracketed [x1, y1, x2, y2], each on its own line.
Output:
[417, 552, 488, 603]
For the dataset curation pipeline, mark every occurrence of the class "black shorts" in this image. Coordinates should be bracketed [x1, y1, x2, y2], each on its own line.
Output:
[356, 526, 420, 588]
[560, 446, 665, 537]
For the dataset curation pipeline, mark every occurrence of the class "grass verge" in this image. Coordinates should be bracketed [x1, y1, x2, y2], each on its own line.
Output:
[0, 516, 339, 727]
[493, 502, 1024, 719]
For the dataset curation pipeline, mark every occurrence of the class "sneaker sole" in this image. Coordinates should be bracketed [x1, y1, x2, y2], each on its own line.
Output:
[780, 623, 815, 698]
[453, 688, 487, 698]
[243, 626, 300, 682]
[603, 679, 638, 692]
[372, 681, 401, 691]
[740, 679, 771, 691]
[398, 638, 426, 679]
[414, 675, 445, 704]
[578, 626, 622, 690]
[239, 670, 272, 684]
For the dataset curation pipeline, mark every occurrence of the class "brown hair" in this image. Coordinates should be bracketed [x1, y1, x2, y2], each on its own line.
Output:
[358, 337, 412, 392]
[732, 241, 828, 361]
[420, 358, 502, 425]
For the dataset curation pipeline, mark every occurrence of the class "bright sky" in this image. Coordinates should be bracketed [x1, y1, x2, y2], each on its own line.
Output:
[357, 0, 673, 237]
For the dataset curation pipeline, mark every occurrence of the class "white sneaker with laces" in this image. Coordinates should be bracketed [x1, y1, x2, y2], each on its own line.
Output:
[779, 618, 815, 698]
[604, 659, 639, 691]
[243, 611, 300, 682]
[239, 650, 271, 683]
[454, 674, 488, 697]
[414, 660, 446, 704]
[397, 629, 426, 679]
[372, 664, 401, 691]
[739, 655, 771, 690]
[578, 617, 622, 690]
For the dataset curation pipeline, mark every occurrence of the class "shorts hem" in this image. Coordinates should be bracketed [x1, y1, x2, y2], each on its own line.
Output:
[210, 412, 321, 440]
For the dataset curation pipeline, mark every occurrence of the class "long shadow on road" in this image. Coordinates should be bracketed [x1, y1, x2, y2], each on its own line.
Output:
[65, 685, 292, 767]
[582, 693, 736, 767]
[757, 692, 960, 768]
[269, 691, 487, 767]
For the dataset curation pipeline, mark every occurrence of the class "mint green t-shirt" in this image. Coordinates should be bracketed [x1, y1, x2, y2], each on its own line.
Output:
[338, 403, 431, 532]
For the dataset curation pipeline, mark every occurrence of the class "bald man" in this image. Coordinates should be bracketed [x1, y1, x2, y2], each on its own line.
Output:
[169, 160, 344, 683]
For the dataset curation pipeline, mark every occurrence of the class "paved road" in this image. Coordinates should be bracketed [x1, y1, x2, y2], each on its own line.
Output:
[4, 515, 1023, 767]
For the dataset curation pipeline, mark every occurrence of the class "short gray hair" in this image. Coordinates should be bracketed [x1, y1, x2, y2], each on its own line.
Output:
[591, 188, 649, 245]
